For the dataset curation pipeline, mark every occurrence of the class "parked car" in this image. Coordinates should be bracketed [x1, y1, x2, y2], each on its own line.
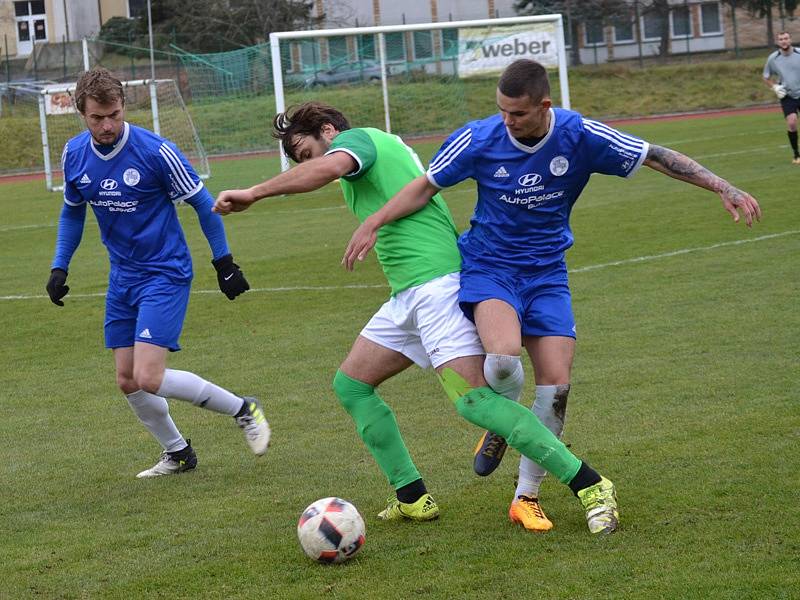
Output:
[303, 60, 385, 87]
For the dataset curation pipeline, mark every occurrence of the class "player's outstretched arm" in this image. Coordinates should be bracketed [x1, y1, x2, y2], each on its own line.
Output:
[342, 175, 439, 271]
[644, 144, 762, 227]
[213, 152, 357, 215]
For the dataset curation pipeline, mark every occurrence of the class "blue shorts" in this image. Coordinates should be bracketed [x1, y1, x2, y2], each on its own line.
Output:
[458, 261, 576, 339]
[104, 271, 191, 351]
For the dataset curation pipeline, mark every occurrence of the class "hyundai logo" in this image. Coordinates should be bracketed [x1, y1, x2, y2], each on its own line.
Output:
[100, 178, 118, 190]
[517, 173, 542, 187]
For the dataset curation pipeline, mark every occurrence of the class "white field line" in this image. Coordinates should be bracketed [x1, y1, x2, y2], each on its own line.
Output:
[2, 231, 796, 302]
[0, 223, 56, 232]
[569, 230, 798, 273]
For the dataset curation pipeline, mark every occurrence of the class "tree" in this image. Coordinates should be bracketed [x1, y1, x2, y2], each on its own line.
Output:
[514, 0, 630, 66]
[149, 0, 320, 53]
[729, 0, 798, 46]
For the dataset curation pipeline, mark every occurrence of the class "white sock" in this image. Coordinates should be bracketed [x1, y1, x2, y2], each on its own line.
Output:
[515, 384, 569, 499]
[483, 354, 524, 402]
[126, 390, 186, 453]
[156, 369, 244, 416]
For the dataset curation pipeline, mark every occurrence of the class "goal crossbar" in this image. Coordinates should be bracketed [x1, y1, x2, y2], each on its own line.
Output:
[269, 14, 569, 171]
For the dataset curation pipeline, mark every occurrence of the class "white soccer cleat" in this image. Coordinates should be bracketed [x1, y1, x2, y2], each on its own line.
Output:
[136, 441, 197, 478]
[235, 397, 271, 455]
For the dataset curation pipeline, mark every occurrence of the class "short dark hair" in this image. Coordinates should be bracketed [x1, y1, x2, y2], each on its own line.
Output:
[272, 102, 350, 162]
[74, 67, 124, 113]
[497, 59, 550, 103]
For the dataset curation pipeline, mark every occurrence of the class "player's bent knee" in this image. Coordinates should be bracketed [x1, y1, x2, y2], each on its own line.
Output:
[133, 369, 164, 395]
[333, 369, 374, 413]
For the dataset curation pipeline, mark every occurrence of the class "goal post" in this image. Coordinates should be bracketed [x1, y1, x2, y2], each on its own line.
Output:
[38, 78, 209, 191]
[269, 14, 570, 171]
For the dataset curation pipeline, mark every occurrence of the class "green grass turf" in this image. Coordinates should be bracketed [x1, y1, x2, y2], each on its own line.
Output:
[1, 111, 798, 599]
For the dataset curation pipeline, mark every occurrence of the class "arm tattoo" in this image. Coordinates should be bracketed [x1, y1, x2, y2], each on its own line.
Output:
[647, 145, 738, 198]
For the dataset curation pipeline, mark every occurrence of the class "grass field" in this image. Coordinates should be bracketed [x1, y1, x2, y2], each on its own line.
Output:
[1, 111, 798, 599]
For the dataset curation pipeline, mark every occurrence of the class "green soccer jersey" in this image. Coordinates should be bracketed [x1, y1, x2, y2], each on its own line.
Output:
[327, 127, 462, 295]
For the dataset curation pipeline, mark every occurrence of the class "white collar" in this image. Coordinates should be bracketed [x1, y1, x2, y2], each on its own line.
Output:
[91, 122, 130, 161]
[506, 108, 555, 154]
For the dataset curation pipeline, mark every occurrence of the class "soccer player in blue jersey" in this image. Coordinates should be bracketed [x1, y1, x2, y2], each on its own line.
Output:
[344, 59, 761, 532]
[46, 67, 271, 478]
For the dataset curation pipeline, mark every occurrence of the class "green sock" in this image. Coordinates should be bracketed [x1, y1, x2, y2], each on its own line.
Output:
[439, 369, 581, 483]
[333, 370, 422, 489]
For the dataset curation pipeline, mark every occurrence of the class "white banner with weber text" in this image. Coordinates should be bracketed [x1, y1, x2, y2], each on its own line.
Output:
[458, 23, 559, 78]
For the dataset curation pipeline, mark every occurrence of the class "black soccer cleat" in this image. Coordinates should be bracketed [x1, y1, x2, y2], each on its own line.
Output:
[473, 430, 508, 476]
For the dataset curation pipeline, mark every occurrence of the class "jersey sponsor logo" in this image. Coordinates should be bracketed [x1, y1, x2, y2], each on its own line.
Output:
[550, 156, 569, 176]
[100, 178, 118, 191]
[88, 198, 139, 213]
[499, 189, 564, 209]
[517, 172, 542, 187]
[123, 168, 141, 187]
[493, 166, 510, 178]
[138, 328, 152, 339]
[79, 173, 92, 185]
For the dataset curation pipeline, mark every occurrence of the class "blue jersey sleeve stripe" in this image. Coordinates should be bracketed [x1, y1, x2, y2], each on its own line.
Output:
[61, 142, 69, 171]
[583, 120, 644, 151]
[159, 144, 196, 193]
[429, 129, 472, 171]
[428, 133, 472, 176]
[159, 144, 195, 193]
[583, 121, 644, 153]
[63, 196, 85, 206]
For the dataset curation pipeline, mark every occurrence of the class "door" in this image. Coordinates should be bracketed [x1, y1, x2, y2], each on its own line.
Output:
[14, 1, 47, 57]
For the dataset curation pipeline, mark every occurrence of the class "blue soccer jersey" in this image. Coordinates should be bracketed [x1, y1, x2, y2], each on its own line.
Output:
[59, 122, 206, 281]
[426, 108, 649, 271]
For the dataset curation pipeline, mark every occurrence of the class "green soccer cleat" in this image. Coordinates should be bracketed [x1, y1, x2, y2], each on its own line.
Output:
[377, 493, 440, 521]
[577, 476, 619, 534]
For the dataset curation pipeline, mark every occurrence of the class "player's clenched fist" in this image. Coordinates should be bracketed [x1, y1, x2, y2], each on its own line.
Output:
[213, 188, 257, 215]
[46, 268, 69, 306]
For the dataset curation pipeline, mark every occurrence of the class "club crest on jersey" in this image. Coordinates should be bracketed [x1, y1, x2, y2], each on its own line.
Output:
[550, 156, 569, 176]
[123, 168, 141, 187]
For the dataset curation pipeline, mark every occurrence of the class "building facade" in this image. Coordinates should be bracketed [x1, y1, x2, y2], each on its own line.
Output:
[0, 0, 136, 57]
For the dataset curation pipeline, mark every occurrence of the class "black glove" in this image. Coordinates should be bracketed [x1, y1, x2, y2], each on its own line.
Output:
[46, 268, 69, 306]
[212, 254, 249, 300]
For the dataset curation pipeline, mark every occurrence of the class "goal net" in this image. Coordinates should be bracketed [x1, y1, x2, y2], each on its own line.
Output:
[39, 78, 209, 191]
[269, 15, 569, 170]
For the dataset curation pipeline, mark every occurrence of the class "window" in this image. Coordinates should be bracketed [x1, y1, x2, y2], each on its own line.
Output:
[563, 16, 572, 48]
[642, 10, 665, 41]
[14, 1, 45, 16]
[670, 5, 692, 38]
[613, 16, 635, 43]
[328, 36, 348, 65]
[33, 18, 46, 40]
[584, 20, 604, 46]
[358, 34, 375, 60]
[384, 32, 406, 62]
[299, 40, 321, 70]
[700, 2, 722, 35]
[441, 28, 458, 57]
[128, 0, 148, 19]
[413, 31, 433, 60]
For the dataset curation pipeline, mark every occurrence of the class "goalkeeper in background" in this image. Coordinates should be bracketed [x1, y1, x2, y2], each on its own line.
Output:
[763, 31, 800, 164]
[46, 67, 270, 478]
[215, 102, 621, 534]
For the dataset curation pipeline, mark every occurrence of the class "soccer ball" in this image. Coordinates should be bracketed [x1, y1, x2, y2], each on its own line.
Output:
[297, 497, 366, 564]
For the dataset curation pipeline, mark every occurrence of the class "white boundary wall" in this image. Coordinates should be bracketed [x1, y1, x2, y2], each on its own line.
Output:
[270, 14, 569, 171]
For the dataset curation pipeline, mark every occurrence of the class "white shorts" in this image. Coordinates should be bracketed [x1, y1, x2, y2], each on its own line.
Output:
[360, 272, 485, 369]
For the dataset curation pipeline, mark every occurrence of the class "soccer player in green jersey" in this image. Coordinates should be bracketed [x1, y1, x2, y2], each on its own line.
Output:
[214, 102, 619, 533]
